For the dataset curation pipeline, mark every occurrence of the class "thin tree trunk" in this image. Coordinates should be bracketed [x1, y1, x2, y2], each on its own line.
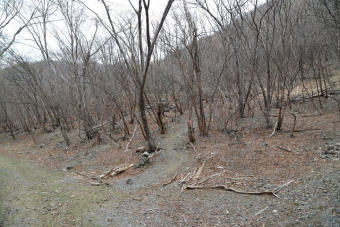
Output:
[138, 89, 156, 152]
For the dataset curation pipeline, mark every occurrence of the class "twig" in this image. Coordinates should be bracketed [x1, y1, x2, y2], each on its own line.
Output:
[273, 180, 294, 192]
[254, 206, 269, 217]
[161, 173, 178, 191]
[179, 172, 193, 185]
[276, 146, 293, 153]
[193, 171, 226, 186]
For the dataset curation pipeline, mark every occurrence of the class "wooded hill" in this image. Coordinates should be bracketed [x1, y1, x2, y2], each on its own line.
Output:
[0, 0, 339, 149]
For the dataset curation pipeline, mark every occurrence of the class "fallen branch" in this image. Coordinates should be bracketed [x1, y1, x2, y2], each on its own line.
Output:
[276, 146, 293, 153]
[185, 180, 294, 198]
[179, 172, 194, 185]
[293, 128, 322, 132]
[192, 160, 206, 181]
[100, 163, 134, 179]
[161, 173, 178, 191]
[185, 185, 280, 197]
[254, 206, 269, 217]
[193, 171, 226, 186]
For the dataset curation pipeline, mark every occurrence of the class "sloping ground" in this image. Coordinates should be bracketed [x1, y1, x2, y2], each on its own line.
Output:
[0, 116, 194, 226]
[0, 113, 339, 226]
[112, 117, 192, 190]
[0, 155, 120, 226]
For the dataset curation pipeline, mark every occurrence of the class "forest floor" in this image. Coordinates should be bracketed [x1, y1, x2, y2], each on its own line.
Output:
[0, 98, 340, 226]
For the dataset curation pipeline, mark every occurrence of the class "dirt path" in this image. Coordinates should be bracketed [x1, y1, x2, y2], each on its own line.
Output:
[0, 117, 339, 226]
[0, 154, 122, 226]
[0, 116, 195, 226]
[113, 116, 193, 190]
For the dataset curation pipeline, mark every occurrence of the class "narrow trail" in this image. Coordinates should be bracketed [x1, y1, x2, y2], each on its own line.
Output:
[0, 116, 195, 226]
[114, 116, 194, 190]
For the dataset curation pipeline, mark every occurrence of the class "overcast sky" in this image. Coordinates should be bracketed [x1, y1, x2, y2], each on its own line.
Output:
[6, 0, 264, 61]
[6, 0, 178, 60]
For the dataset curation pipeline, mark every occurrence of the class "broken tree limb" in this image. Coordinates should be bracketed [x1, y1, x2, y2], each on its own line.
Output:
[185, 180, 294, 198]
[192, 161, 206, 181]
[293, 128, 322, 132]
[192, 154, 215, 181]
[100, 163, 134, 179]
[276, 146, 293, 153]
[185, 185, 280, 198]
[193, 171, 226, 186]
[254, 206, 269, 217]
[161, 173, 178, 191]
[179, 172, 194, 185]
[273, 180, 294, 192]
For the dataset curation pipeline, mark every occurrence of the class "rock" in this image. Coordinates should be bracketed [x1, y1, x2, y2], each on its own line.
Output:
[39, 144, 45, 149]
[327, 145, 335, 150]
[66, 165, 74, 170]
[126, 179, 133, 185]
[325, 150, 336, 155]
[135, 152, 150, 168]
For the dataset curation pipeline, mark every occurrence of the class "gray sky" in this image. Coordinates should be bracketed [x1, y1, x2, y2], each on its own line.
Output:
[7, 0, 176, 60]
[6, 0, 264, 60]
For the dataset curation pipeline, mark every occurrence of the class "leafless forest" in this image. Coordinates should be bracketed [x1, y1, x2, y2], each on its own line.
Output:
[0, 0, 339, 226]
[0, 0, 338, 145]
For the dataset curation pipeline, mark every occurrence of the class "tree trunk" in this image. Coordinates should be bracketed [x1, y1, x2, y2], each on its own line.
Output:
[60, 118, 71, 146]
[138, 89, 156, 152]
[157, 103, 166, 134]
[188, 119, 195, 143]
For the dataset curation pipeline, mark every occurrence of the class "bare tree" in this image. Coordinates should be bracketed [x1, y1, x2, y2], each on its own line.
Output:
[82, 0, 175, 151]
[0, 0, 37, 58]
